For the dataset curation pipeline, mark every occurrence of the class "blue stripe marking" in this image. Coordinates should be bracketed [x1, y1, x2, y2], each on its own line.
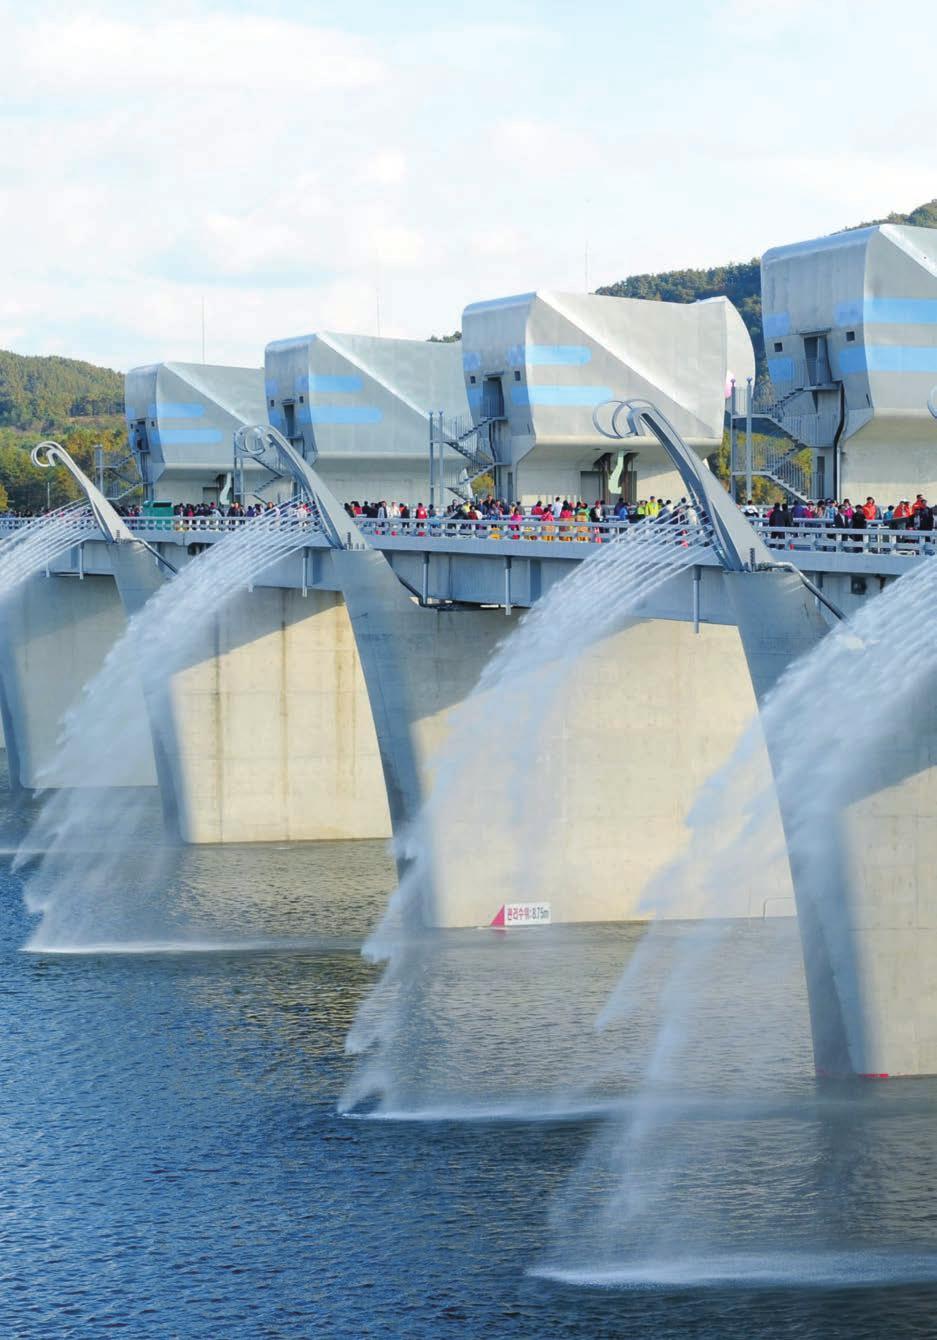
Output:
[298, 373, 364, 394]
[508, 344, 592, 367]
[512, 385, 613, 408]
[463, 351, 482, 373]
[840, 345, 937, 375]
[150, 401, 206, 419]
[763, 313, 791, 339]
[859, 299, 937, 326]
[835, 299, 937, 327]
[264, 379, 278, 397]
[154, 428, 223, 445]
[767, 356, 796, 383]
[467, 386, 483, 408]
[306, 406, 383, 425]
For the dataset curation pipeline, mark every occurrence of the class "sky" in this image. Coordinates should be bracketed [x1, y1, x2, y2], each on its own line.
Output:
[0, 0, 934, 372]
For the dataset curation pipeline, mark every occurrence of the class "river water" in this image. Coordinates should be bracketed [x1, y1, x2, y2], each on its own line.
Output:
[4, 770, 937, 1337]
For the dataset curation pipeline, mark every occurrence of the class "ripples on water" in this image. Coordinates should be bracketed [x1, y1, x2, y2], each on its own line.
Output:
[5, 769, 937, 1336]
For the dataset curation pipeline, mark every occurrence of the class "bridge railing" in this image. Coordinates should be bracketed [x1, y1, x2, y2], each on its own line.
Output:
[2, 511, 935, 561]
[752, 521, 937, 558]
[0, 513, 315, 538]
[357, 515, 639, 544]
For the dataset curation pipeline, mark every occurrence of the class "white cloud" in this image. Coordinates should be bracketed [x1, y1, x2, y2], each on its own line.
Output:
[0, 2, 934, 373]
[6, 15, 385, 93]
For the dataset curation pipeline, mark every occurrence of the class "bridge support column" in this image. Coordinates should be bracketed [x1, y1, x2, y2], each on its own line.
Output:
[0, 570, 156, 790]
[109, 544, 397, 845]
[725, 570, 854, 1075]
[725, 569, 937, 1078]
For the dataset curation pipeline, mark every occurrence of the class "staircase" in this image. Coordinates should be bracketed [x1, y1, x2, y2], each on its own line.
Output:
[750, 436, 812, 502]
[95, 445, 143, 502]
[730, 382, 839, 502]
[432, 413, 497, 500]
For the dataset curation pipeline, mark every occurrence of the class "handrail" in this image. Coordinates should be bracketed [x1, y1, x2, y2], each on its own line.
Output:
[751, 521, 937, 557]
[357, 514, 702, 545]
[3, 512, 937, 559]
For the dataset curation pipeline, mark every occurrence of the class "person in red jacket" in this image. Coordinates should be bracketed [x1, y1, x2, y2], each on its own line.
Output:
[862, 497, 878, 521]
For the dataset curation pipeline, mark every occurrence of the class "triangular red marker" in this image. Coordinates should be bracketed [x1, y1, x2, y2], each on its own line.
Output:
[489, 904, 506, 928]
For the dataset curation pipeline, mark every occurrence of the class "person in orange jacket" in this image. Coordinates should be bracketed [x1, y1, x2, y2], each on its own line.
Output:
[893, 500, 913, 529]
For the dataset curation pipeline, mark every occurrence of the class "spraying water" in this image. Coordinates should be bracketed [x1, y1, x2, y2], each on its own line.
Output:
[539, 552, 937, 1286]
[20, 506, 317, 951]
[0, 506, 93, 591]
[339, 513, 715, 1116]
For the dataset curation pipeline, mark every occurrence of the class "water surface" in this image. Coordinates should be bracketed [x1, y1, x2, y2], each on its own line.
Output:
[4, 780, 937, 1337]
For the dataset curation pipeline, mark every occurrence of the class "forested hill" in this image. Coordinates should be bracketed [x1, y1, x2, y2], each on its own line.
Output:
[595, 197, 937, 379]
[0, 351, 126, 512]
[0, 350, 123, 430]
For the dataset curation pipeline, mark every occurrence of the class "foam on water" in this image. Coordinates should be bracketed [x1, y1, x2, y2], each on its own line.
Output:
[20, 506, 315, 951]
[531, 1250, 937, 1290]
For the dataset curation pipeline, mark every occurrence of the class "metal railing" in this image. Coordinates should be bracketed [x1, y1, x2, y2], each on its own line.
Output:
[429, 410, 497, 502]
[752, 520, 937, 558]
[356, 514, 700, 544]
[0, 512, 320, 538]
[4, 510, 936, 562]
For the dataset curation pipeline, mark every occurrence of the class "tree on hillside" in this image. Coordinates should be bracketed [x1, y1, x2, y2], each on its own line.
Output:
[0, 423, 132, 513]
[849, 198, 937, 231]
[0, 350, 123, 431]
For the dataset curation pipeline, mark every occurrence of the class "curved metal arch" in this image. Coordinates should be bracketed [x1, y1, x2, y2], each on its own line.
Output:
[31, 440, 177, 574]
[234, 425, 362, 550]
[31, 441, 135, 543]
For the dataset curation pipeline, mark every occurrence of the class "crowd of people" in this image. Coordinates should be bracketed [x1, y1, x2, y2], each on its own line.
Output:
[754, 495, 936, 536]
[343, 494, 699, 531]
[12, 488, 936, 550]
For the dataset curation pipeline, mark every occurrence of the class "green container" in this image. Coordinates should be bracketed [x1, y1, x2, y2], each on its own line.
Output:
[142, 500, 175, 529]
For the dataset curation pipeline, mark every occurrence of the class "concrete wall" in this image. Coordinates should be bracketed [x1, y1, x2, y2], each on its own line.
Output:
[151, 580, 790, 927]
[426, 617, 790, 927]
[0, 554, 790, 931]
[0, 572, 156, 789]
[162, 587, 391, 843]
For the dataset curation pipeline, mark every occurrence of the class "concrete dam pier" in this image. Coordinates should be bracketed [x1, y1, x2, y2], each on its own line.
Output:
[3, 216, 937, 1080]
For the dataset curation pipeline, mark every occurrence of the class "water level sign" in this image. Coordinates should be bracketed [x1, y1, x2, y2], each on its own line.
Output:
[489, 902, 551, 928]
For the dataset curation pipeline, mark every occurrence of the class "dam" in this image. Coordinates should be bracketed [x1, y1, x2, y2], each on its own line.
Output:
[3, 219, 937, 1084]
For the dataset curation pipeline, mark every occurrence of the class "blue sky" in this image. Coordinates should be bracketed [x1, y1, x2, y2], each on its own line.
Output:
[0, 0, 933, 371]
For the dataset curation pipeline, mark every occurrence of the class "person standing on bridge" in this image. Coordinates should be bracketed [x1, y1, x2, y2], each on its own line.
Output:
[849, 504, 868, 551]
[893, 500, 912, 528]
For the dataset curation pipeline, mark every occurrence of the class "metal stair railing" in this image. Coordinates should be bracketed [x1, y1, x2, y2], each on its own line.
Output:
[431, 411, 497, 499]
[750, 437, 812, 502]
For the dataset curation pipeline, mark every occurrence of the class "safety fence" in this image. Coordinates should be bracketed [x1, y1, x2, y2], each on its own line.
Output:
[2, 511, 936, 559]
